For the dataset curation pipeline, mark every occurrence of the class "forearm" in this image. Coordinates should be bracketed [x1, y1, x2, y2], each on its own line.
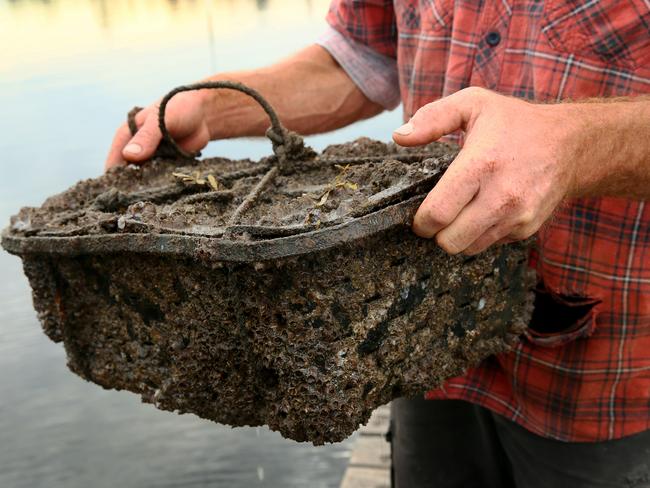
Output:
[199, 44, 383, 140]
[562, 96, 650, 200]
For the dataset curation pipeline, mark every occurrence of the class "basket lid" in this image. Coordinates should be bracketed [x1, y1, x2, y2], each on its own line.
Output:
[2, 82, 457, 261]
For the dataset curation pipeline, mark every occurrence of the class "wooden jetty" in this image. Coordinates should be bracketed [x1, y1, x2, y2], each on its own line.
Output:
[340, 405, 391, 488]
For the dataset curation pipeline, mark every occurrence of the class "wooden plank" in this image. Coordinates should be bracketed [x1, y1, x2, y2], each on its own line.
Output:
[340, 467, 390, 488]
[359, 405, 391, 436]
[349, 435, 391, 468]
[341, 404, 392, 488]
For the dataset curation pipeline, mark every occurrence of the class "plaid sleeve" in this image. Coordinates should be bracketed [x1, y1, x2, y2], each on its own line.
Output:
[316, 1, 400, 110]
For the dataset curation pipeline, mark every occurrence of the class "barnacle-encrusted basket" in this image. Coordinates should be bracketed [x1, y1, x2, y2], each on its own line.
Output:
[1, 82, 534, 444]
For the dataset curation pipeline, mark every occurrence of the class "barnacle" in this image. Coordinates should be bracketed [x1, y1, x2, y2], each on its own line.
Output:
[2, 137, 534, 445]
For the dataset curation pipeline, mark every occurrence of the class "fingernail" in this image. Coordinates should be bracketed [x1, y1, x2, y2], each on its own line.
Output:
[394, 122, 414, 136]
[124, 143, 142, 155]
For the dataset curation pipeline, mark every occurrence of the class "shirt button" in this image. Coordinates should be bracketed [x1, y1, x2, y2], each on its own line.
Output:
[485, 31, 501, 47]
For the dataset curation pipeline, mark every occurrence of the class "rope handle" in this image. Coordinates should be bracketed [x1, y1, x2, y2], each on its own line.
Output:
[128, 81, 299, 162]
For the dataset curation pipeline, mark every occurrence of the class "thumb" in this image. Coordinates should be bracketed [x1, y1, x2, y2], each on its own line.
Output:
[392, 87, 484, 147]
[122, 109, 162, 162]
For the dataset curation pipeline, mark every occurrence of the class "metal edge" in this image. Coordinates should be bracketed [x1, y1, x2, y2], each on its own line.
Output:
[1, 195, 426, 263]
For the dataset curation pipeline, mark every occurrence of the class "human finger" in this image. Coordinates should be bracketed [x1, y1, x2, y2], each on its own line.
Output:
[122, 107, 162, 163]
[174, 125, 211, 154]
[463, 224, 512, 255]
[412, 148, 480, 238]
[105, 123, 133, 170]
[433, 193, 509, 254]
[466, 212, 540, 254]
[392, 87, 485, 146]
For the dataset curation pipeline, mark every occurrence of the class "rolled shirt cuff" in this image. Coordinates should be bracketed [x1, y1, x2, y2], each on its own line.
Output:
[316, 26, 401, 110]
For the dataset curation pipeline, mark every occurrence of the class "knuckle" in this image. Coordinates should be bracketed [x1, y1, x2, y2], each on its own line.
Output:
[481, 158, 499, 175]
[135, 107, 151, 126]
[461, 86, 488, 101]
[435, 233, 461, 255]
[516, 209, 536, 227]
[476, 149, 501, 172]
[422, 202, 454, 228]
[523, 224, 539, 239]
[412, 222, 432, 239]
[413, 195, 461, 239]
[509, 223, 538, 240]
[496, 191, 525, 214]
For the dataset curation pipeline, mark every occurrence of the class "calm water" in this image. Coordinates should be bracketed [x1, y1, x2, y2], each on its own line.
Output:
[0, 1, 402, 487]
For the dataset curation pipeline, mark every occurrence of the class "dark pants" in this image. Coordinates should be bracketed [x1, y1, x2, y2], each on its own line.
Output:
[390, 397, 650, 488]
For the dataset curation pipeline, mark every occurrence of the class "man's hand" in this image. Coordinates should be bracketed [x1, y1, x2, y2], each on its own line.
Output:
[104, 45, 383, 172]
[105, 91, 211, 170]
[393, 88, 589, 255]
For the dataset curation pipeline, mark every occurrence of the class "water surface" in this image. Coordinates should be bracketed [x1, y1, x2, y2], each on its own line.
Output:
[0, 1, 401, 487]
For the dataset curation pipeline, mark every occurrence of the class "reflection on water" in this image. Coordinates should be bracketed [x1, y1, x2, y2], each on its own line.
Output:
[2, 0, 325, 79]
[0, 0, 401, 487]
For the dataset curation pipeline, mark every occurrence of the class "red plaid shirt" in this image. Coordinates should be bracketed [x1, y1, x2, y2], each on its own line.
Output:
[319, 0, 650, 442]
